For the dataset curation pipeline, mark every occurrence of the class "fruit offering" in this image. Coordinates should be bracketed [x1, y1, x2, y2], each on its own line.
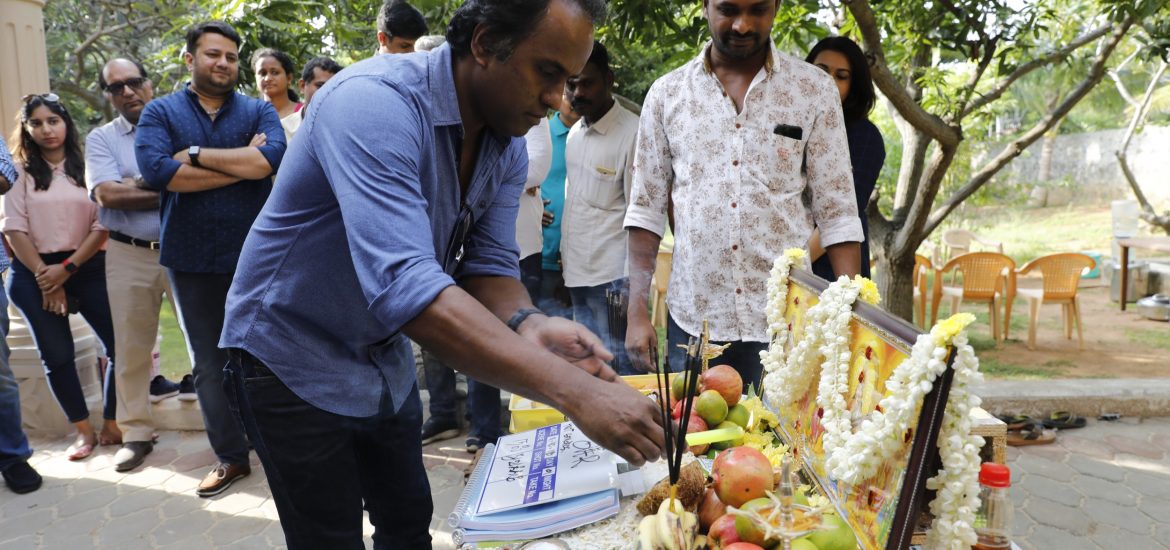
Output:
[637, 497, 702, 550]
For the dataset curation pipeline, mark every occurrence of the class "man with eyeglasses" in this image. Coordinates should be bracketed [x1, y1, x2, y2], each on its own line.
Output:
[85, 58, 189, 473]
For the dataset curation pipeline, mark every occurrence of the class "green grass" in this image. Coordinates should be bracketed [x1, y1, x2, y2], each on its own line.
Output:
[158, 303, 191, 381]
[943, 205, 1113, 264]
[977, 357, 1069, 379]
[1126, 327, 1170, 351]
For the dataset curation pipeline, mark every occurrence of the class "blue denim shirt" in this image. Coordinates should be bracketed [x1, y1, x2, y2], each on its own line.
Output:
[135, 86, 286, 273]
[0, 146, 16, 272]
[220, 44, 527, 417]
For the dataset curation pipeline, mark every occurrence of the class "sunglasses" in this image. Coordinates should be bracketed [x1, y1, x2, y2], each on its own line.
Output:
[442, 205, 475, 276]
[105, 77, 148, 95]
[21, 93, 60, 104]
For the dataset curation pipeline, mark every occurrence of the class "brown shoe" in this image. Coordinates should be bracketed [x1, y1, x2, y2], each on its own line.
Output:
[196, 462, 251, 498]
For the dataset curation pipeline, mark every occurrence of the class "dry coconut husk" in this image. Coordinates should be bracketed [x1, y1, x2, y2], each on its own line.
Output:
[637, 461, 707, 516]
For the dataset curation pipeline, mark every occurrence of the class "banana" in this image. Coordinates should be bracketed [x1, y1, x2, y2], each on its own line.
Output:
[637, 515, 659, 549]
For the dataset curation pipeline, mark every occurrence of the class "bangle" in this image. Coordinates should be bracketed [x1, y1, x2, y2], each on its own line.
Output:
[506, 308, 545, 332]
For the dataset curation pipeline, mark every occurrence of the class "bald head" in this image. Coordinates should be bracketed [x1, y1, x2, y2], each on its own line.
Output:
[101, 58, 153, 124]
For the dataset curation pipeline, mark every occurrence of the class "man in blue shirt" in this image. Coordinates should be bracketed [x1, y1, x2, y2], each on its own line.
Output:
[0, 146, 42, 495]
[136, 21, 286, 498]
[220, 0, 664, 547]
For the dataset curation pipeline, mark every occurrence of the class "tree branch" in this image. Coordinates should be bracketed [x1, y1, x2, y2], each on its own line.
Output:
[926, 17, 1135, 235]
[844, 0, 960, 146]
[1116, 59, 1169, 233]
[962, 24, 1112, 118]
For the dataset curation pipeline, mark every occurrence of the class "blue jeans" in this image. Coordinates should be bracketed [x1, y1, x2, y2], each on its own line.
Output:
[423, 349, 500, 441]
[0, 286, 32, 472]
[167, 270, 249, 465]
[569, 278, 634, 375]
[7, 252, 116, 422]
[666, 315, 767, 391]
[225, 349, 432, 549]
[519, 253, 542, 305]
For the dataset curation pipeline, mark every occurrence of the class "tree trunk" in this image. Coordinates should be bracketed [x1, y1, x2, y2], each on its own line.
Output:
[874, 253, 917, 322]
[892, 116, 931, 222]
[1038, 96, 1064, 182]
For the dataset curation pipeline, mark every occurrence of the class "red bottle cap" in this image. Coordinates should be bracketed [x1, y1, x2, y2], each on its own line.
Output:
[980, 463, 1011, 488]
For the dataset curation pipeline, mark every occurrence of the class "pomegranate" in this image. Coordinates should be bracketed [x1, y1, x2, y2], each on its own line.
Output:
[711, 447, 775, 508]
[701, 365, 744, 406]
[707, 514, 742, 548]
[698, 488, 726, 532]
[722, 543, 765, 550]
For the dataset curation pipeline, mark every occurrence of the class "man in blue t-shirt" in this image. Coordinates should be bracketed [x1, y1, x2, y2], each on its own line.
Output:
[136, 21, 286, 498]
[538, 94, 580, 317]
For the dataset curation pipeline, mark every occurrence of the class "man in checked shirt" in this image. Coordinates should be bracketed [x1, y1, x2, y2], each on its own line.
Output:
[624, 0, 863, 388]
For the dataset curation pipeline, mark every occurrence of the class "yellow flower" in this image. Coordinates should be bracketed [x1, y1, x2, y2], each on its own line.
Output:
[742, 432, 790, 467]
[933, 313, 976, 343]
[854, 276, 881, 305]
[740, 396, 779, 433]
[784, 248, 807, 262]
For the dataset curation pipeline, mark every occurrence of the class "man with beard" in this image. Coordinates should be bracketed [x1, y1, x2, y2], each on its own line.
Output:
[560, 40, 639, 374]
[87, 58, 187, 472]
[136, 21, 286, 497]
[219, 0, 664, 546]
[623, 0, 862, 387]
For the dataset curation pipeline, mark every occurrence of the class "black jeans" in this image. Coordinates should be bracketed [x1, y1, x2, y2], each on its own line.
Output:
[224, 350, 433, 549]
[7, 252, 116, 422]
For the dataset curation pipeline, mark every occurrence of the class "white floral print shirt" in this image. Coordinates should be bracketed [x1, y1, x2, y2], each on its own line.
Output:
[624, 41, 863, 342]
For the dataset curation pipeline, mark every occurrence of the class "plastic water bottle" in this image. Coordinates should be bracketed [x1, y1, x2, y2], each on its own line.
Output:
[974, 462, 1013, 550]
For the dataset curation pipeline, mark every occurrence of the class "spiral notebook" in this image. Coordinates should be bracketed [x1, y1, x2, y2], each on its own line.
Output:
[448, 422, 623, 544]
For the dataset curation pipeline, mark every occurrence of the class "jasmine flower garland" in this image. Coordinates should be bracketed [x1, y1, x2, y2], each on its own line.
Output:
[759, 247, 984, 550]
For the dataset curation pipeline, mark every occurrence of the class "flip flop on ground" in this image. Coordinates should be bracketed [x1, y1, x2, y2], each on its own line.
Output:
[1007, 420, 1056, 446]
[1042, 411, 1087, 430]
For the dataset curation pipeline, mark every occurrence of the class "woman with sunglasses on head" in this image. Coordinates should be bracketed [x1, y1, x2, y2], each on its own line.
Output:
[2, 94, 119, 461]
[805, 36, 886, 281]
[251, 48, 302, 142]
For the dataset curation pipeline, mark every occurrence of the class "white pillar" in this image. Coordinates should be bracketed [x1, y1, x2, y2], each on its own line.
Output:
[0, 0, 50, 149]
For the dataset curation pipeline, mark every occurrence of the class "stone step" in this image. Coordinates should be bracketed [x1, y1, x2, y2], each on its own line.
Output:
[977, 378, 1170, 418]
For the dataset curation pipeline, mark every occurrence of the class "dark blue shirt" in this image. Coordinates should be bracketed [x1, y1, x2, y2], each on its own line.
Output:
[220, 45, 527, 417]
[135, 87, 286, 273]
[0, 146, 15, 272]
[813, 118, 885, 281]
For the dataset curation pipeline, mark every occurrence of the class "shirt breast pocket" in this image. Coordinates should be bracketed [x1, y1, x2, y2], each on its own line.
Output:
[580, 168, 624, 211]
[757, 132, 805, 193]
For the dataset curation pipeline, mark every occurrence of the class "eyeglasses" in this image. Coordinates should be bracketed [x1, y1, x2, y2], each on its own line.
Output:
[442, 204, 475, 276]
[104, 77, 148, 95]
[21, 93, 60, 104]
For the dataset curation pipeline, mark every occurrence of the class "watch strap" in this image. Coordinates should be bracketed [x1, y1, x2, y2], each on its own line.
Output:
[506, 308, 545, 332]
[62, 259, 78, 273]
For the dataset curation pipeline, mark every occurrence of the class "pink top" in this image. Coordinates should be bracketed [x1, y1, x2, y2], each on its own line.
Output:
[1, 159, 105, 254]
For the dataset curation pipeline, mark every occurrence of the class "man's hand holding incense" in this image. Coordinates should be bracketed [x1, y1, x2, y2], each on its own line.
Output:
[519, 315, 619, 382]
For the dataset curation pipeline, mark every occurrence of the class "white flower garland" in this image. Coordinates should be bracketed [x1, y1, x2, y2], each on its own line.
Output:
[760, 249, 984, 550]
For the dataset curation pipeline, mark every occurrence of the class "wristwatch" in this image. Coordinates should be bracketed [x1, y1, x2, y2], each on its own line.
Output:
[188, 145, 201, 167]
[62, 258, 78, 274]
[507, 308, 545, 332]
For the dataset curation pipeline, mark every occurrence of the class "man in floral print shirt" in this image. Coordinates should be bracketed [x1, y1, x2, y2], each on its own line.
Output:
[624, 0, 863, 388]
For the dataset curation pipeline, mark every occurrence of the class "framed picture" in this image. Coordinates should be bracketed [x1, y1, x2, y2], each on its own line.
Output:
[769, 269, 955, 550]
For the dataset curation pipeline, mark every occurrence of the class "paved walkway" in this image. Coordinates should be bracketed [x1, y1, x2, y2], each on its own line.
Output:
[2, 417, 1169, 549]
[0, 430, 472, 549]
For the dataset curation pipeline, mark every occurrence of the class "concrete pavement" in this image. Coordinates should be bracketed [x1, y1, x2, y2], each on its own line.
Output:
[2, 411, 1169, 549]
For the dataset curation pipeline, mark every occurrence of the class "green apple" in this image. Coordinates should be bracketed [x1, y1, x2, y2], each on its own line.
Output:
[807, 513, 858, 550]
